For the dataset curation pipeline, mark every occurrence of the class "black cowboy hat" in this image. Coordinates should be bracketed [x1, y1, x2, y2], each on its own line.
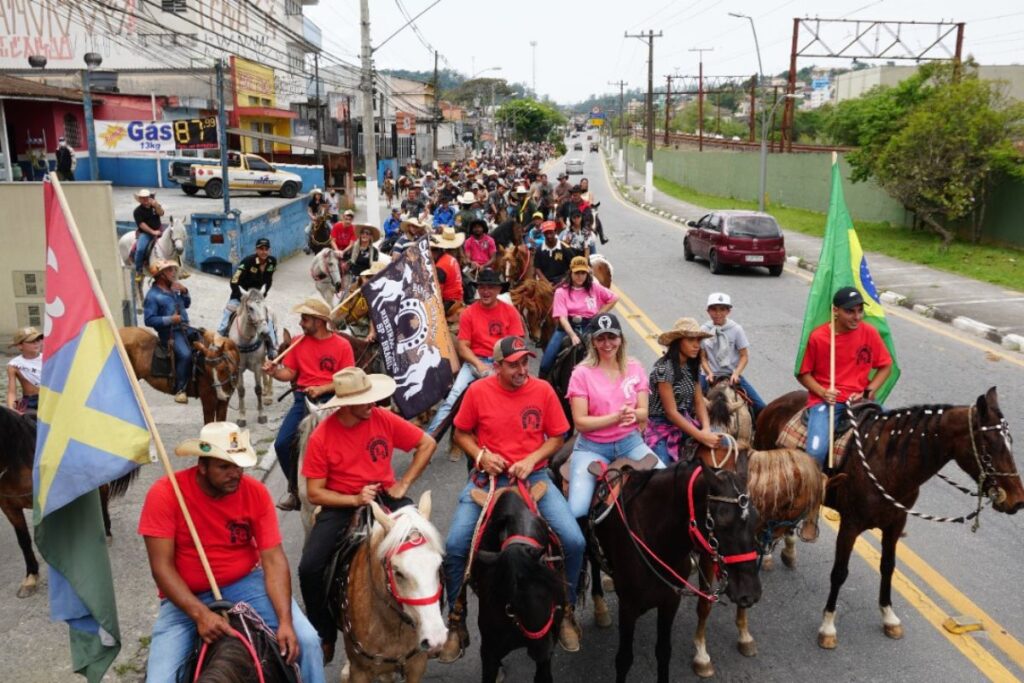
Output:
[471, 268, 509, 292]
[468, 217, 488, 233]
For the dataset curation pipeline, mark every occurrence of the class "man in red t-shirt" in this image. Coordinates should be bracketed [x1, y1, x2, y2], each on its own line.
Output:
[438, 336, 585, 662]
[138, 422, 324, 683]
[330, 209, 356, 251]
[297, 367, 436, 662]
[425, 268, 524, 437]
[797, 286, 893, 466]
[262, 298, 355, 510]
[429, 225, 464, 310]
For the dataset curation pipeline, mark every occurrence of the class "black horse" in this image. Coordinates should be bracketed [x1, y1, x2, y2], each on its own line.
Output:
[470, 484, 565, 683]
[594, 457, 762, 683]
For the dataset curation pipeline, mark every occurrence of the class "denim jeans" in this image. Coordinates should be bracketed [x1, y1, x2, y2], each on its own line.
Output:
[444, 469, 585, 606]
[699, 374, 767, 414]
[275, 392, 331, 494]
[539, 320, 588, 376]
[165, 329, 192, 394]
[145, 569, 324, 683]
[135, 231, 154, 273]
[425, 358, 492, 434]
[567, 432, 664, 518]
[806, 402, 847, 466]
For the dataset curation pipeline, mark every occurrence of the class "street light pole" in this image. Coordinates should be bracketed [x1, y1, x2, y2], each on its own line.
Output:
[359, 0, 380, 226]
[729, 12, 772, 211]
[530, 41, 537, 95]
[81, 52, 103, 182]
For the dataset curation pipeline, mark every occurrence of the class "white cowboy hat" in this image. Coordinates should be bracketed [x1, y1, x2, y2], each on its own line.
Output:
[319, 367, 396, 410]
[310, 186, 323, 194]
[430, 225, 466, 250]
[134, 189, 153, 199]
[175, 422, 258, 467]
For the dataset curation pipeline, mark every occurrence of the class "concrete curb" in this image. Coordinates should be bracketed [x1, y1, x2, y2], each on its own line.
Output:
[601, 154, 1022, 355]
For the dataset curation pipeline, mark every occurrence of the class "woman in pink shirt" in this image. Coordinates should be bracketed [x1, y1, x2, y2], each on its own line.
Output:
[566, 313, 663, 520]
[540, 256, 617, 376]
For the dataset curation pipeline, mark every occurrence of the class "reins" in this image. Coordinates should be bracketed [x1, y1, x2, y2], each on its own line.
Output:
[193, 627, 266, 683]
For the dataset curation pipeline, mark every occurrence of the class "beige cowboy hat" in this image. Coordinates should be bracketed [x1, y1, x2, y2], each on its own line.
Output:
[319, 367, 396, 411]
[292, 297, 332, 321]
[657, 317, 713, 346]
[430, 225, 466, 250]
[175, 421, 258, 467]
[134, 188, 154, 199]
[401, 217, 429, 235]
[362, 259, 389, 278]
[10, 326, 43, 346]
[149, 259, 179, 277]
[458, 191, 477, 205]
[354, 223, 382, 242]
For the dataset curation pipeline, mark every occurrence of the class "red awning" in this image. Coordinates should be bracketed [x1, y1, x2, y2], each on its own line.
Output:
[235, 106, 298, 119]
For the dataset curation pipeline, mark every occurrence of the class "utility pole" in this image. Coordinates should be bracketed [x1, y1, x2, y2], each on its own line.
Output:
[749, 74, 757, 142]
[530, 41, 537, 95]
[431, 50, 439, 162]
[313, 51, 323, 168]
[663, 75, 673, 146]
[689, 47, 712, 152]
[215, 59, 230, 214]
[608, 79, 627, 181]
[359, 0, 380, 225]
[626, 29, 662, 203]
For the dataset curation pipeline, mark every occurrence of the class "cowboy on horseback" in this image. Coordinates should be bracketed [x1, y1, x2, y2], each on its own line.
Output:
[132, 188, 164, 280]
[440, 336, 586, 661]
[143, 260, 194, 404]
[797, 286, 893, 469]
[138, 422, 324, 683]
[297, 367, 437, 665]
[217, 238, 278, 348]
[699, 292, 766, 416]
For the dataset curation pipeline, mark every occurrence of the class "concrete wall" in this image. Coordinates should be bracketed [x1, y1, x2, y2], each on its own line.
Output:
[0, 181, 130, 341]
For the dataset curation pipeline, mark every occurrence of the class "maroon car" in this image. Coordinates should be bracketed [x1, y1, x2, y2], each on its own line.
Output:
[684, 210, 786, 276]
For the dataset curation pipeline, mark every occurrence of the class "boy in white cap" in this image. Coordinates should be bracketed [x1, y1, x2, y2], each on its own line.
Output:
[699, 292, 765, 415]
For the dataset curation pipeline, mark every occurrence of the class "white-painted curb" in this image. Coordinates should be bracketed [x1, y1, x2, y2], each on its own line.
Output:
[952, 316, 996, 338]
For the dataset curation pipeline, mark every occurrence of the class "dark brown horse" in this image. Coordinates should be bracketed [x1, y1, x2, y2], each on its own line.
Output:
[595, 458, 762, 682]
[0, 406, 135, 598]
[181, 602, 299, 683]
[120, 327, 240, 424]
[307, 211, 333, 254]
[756, 387, 1023, 650]
[510, 279, 554, 347]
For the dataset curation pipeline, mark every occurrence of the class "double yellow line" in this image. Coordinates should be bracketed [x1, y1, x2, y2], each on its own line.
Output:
[600, 157, 1024, 682]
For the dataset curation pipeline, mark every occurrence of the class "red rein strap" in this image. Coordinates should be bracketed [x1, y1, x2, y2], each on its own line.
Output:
[686, 467, 759, 570]
[501, 534, 543, 551]
[386, 535, 443, 607]
[514, 605, 557, 640]
[194, 627, 266, 683]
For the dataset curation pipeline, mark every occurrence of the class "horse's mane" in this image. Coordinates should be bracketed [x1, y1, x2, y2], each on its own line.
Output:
[373, 505, 444, 561]
[706, 383, 736, 428]
[487, 494, 564, 599]
[852, 402, 956, 465]
[748, 448, 823, 521]
[0, 406, 36, 471]
[510, 279, 552, 308]
[190, 636, 254, 683]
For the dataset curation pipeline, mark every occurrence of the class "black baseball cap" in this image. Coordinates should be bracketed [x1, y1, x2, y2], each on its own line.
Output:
[833, 286, 865, 310]
[255, 238, 271, 248]
[493, 336, 536, 363]
[589, 313, 623, 337]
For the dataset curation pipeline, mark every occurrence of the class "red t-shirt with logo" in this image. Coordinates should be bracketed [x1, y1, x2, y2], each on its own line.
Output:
[138, 467, 281, 595]
[302, 407, 424, 494]
[799, 321, 892, 407]
[331, 221, 355, 250]
[435, 252, 463, 302]
[457, 301, 525, 358]
[454, 375, 569, 467]
[282, 334, 355, 388]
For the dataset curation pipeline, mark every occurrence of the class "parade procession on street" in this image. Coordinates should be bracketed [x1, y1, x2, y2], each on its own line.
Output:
[3, 2, 1024, 683]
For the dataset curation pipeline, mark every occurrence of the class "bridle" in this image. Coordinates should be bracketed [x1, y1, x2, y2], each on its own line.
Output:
[500, 533, 562, 641]
[199, 345, 239, 393]
[686, 466, 758, 580]
[384, 533, 443, 609]
[194, 627, 265, 683]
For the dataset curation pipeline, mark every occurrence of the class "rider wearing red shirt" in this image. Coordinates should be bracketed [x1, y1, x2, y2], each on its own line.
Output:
[430, 226, 465, 309]
[331, 209, 356, 251]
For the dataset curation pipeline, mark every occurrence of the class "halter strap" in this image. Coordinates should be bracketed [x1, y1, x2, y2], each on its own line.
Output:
[687, 466, 759, 570]
[507, 603, 558, 640]
[501, 534, 544, 551]
[193, 627, 265, 683]
[385, 534, 443, 607]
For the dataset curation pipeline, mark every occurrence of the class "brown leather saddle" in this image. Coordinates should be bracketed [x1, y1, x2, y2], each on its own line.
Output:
[557, 453, 661, 522]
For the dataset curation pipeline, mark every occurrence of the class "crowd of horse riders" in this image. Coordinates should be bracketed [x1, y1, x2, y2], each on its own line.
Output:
[6, 140, 1021, 683]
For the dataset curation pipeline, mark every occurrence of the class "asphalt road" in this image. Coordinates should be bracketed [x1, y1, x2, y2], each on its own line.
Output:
[2, 147, 1023, 682]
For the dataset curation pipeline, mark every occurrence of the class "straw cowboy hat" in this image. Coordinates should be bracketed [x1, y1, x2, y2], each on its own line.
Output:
[319, 367, 396, 411]
[149, 259, 179, 277]
[292, 297, 332, 321]
[430, 225, 466, 250]
[175, 421, 258, 467]
[10, 326, 43, 346]
[401, 216, 429, 235]
[657, 317, 713, 346]
[361, 259, 389, 278]
[354, 223, 382, 242]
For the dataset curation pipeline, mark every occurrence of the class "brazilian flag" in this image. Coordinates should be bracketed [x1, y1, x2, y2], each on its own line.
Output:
[793, 157, 901, 402]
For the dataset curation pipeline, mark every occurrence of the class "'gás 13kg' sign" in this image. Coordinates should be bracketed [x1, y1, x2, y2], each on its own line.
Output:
[95, 118, 218, 152]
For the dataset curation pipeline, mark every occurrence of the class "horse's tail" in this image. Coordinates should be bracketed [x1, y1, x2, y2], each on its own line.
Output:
[106, 467, 140, 501]
[748, 448, 823, 522]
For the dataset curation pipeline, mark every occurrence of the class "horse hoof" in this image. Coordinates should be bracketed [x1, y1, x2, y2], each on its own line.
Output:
[237, 419, 247, 428]
[884, 623, 904, 640]
[737, 640, 757, 657]
[601, 572, 615, 593]
[258, 415, 267, 424]
[692, 660, 715, 678]
[16, 576, 39, 599]
[781, 550, 797, 569]
[761, 554, 775, 571]
[340, 661, 349, 683]
[818, 632, 838, 649]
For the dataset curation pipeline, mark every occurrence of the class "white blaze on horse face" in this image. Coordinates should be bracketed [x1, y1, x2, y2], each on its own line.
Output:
[394, 545, 448, 650]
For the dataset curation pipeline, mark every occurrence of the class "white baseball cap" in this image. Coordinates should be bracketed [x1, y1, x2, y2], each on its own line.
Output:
[706, 292, 732, 308]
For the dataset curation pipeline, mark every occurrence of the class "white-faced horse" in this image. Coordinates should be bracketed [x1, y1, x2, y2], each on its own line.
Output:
[310, 248, 345, 305]
[227, 288, 274, 427]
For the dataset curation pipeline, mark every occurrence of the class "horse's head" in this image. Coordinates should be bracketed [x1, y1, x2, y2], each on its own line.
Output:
[706, 380, 752, 442]
[961, 387, 1022, 514]
[240, 289, 269, 336]
[703, 455, 762, 608]
[193, 333, 239, 402]
[370, 492, 447, 652]
[510, 280, 551, 344]
[166, 217, 186, 255]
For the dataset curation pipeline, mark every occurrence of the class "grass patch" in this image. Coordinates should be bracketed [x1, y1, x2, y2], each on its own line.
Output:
[651, 176, 1023, 292]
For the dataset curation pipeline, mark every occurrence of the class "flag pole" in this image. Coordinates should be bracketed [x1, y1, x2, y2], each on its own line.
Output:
[47, 174, 225, 601]
[826, 151, 839, 471]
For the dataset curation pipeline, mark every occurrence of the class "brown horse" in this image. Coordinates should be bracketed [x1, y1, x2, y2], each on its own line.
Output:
[706, 380, 754, 445]
[510, 279, 554, 347]
[383, 178, 396, 207]
[495, 244, 531, 285]
[589, 254, 613, 288]
[307, 212, 333, 255]
[0, 406, 134, 598]
[120, 327, 240, 424]
[756, 387, 1023, 650]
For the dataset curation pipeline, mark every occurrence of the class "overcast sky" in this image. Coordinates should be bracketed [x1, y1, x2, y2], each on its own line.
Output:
[305, 1, 1024, 105]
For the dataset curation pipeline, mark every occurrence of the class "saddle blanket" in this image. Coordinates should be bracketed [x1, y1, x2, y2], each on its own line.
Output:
[776, 407, 853, 467]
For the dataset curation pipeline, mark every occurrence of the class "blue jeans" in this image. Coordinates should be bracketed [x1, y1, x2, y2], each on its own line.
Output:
[540, 320, 588, 376]
[135, 231, 154, 273]
[444, 470, 585, 606]
[425, 358, 492, 434]
[275, 392, 331, 494]
[145, 569, 324, 683]
[567, 432, 664, 518]
[806, 402, 847, 466]
[699, 374, 767, 413]
[161, 329, 192, 394]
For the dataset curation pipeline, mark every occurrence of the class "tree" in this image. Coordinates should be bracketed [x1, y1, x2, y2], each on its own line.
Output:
[443, 78, 515, 107]
[495, 99, 567, 142]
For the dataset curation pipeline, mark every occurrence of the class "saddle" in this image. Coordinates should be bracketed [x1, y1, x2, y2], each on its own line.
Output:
[128, 230, 161, 262]
[150, 341, 174, 379]
[776, 406, 855, 469]
[556, 453, 661, 524]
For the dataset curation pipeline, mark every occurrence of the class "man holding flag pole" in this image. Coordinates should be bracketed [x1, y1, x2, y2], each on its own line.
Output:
[794, 154, 900, 471]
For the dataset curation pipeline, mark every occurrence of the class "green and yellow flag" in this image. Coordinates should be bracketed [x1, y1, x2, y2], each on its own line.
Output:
[793, 157, 901, 402]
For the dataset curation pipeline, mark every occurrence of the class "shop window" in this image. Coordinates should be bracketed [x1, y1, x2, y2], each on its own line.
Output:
[63, 114, 81, 147]
[285, 0, 301, 15]
[161, 0, 186, 13]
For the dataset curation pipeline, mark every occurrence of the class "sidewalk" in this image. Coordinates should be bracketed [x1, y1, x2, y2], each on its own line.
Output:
[611, 155, 1024, 352]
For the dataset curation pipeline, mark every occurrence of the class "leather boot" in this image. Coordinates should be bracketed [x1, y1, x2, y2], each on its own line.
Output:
[438, 607, 469, 663]
[559, 605, 581, 652]
[276, 491, 301, 511]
